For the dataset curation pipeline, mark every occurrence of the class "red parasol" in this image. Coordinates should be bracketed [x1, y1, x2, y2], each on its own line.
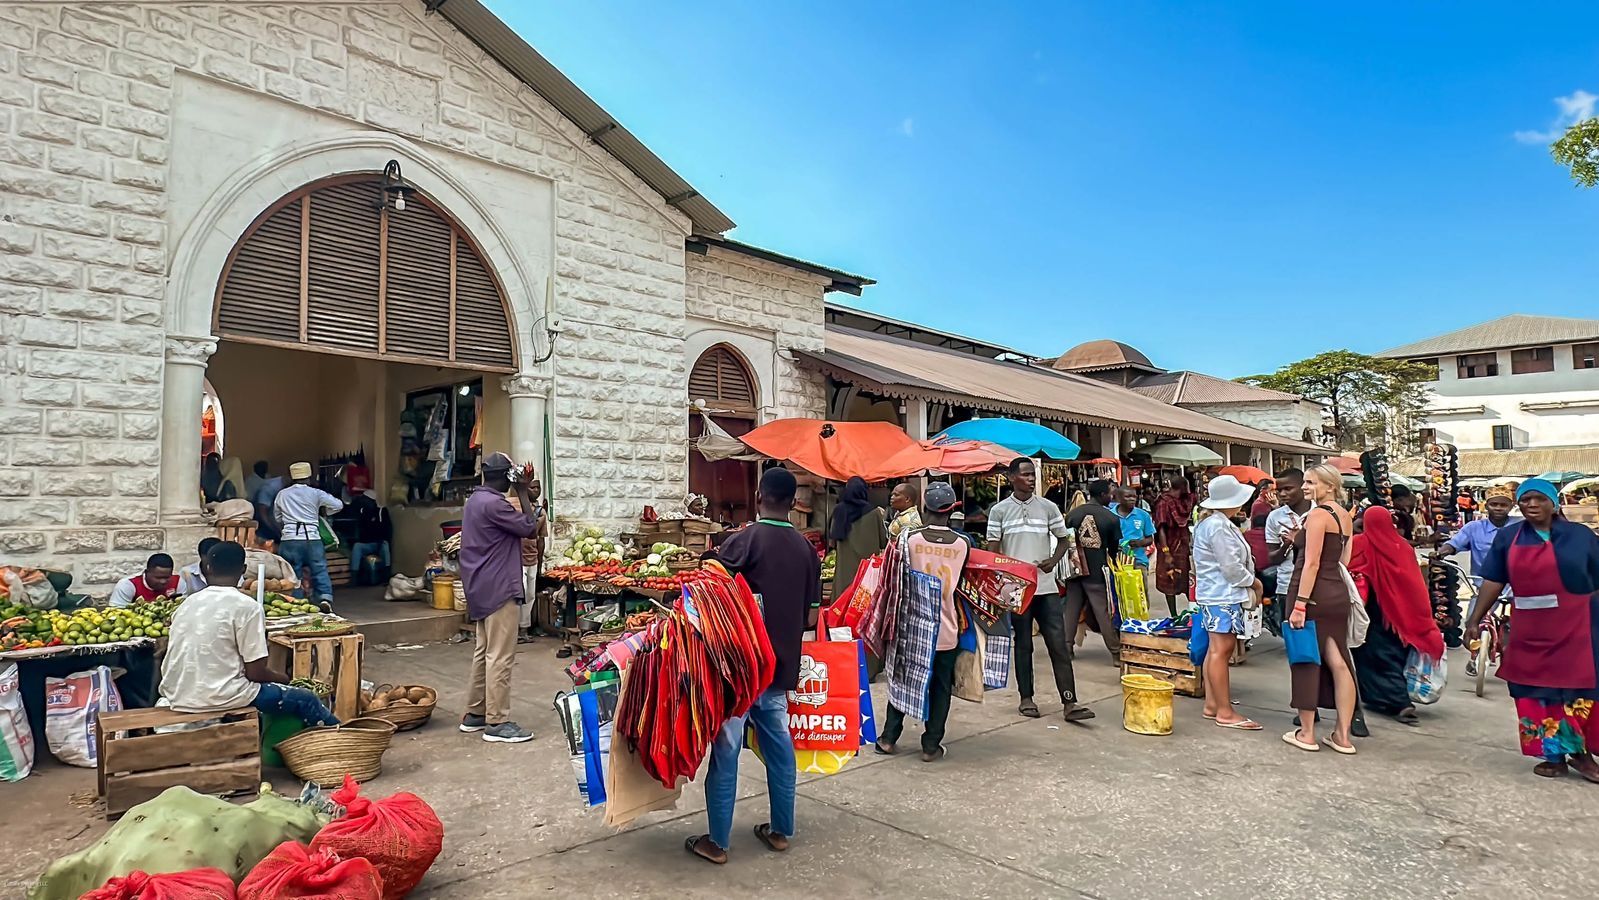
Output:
[878, 439, 1020, 476]
[738, 419, 921, 482]
[1218, 465, 1272, 485]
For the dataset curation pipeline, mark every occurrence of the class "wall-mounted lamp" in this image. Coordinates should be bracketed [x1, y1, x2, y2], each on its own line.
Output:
[378, 159, 414, 213]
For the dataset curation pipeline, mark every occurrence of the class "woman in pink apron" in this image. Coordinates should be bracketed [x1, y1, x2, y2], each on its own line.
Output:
[1464, 478, 1599, 781]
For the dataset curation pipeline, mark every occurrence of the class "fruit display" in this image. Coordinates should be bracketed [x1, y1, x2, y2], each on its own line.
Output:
[264, 592, 322, 619]
[364, 684, 435, 711]
[241, 576, 300, 595]
[1, 604, 168, 652]
[558, 526, 623, 566]
[821, 549, 836, 583]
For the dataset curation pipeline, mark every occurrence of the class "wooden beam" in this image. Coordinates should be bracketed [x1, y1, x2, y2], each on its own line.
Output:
[377, 207, 388, 353]
[448, 230, 458, 362]
[299, 195, 311, 342]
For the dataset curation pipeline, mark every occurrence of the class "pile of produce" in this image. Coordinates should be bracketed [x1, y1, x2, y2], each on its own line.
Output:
[542, 561, 714, 593]
[290, 677, 332, 698]
[364, 685, 434, 712]
[1, 605, 167, 651]
[240, 575, 299, 595]
[264, 592, 323, 619]
[557, 526, 623, 566]
[821, 549, 836, 583]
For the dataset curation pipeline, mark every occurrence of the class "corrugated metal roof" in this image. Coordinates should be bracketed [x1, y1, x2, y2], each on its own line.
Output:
[805, 326, 1326, 455]
[433, 0, 736, 235]
[1131, 371, 1303, 405]
[1392, 446, 1599, 478]
[823, 303, 1031, 360]
[1379, 315, 1599, 359]
[691, 237, 873, 294]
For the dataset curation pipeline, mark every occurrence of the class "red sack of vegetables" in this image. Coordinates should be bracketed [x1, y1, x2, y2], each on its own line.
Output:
[237, 842, 382, 900]
[308, 776, 443, 899]
[81, 868, 237, 900]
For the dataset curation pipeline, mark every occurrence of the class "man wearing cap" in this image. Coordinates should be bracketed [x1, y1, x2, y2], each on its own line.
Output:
[272, 463, 343, 605]
[458, 452, 540, 744]
[1434, 482, 1519, 580]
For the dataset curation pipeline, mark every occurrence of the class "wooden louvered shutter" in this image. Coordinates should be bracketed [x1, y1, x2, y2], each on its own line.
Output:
[216, 198, 302, 342]
[306, 182, 381, 352]
[453, 234, 515, 368]
[382, 197, 453, 360]
[690, 346, 756, 410]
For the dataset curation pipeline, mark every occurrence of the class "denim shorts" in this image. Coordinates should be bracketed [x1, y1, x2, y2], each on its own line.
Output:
[1199, 602, 1246, 634]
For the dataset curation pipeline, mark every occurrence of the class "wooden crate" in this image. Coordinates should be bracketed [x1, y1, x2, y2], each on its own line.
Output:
[1119, 631, 1204, 697]
[97, 707, 260, 818]
[269, 632, 364, 720]
[214, 520, 259, 548]
[325, 550, 352, 587]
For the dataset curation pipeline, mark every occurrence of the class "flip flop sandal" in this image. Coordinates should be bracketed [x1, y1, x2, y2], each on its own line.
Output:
[920, 744, 947, 763]
[1396, 711, 1421, 727]
[1216, 718, 1263, 731]
[685, 835, 726, 865]
[1282, 730, 1320, 752]
[754, 823, 788, 852]
[1019, 700, 1041, 718]
[1322, 737, 1357, 755]
[873, 741, 897, 756]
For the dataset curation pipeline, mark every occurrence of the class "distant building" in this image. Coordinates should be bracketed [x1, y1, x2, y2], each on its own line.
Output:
[1379, 315, 1599, 476]
[1050, 341, 1326, 445]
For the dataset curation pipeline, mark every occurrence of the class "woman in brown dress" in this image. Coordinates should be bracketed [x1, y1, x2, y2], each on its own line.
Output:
[1283, 463, 1359, 755]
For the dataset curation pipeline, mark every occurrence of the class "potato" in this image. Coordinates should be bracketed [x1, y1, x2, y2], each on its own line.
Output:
[390, 698, 413, 707]
[367, 697, 389, 710]
[385, 686, 406, 703]
[405, 687, 429, 704]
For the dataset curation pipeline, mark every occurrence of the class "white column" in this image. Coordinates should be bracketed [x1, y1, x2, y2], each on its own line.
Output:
[1099, 426, 1120, 461]
[1264, 448, 1276, 475]
[159, 335, 218, 524]
[1223, 442, 1234, 465]
[904, 397, 929, 441]
[503, 372, 552, 483]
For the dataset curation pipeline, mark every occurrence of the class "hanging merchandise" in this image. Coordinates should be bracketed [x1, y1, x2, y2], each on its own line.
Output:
[956, 549, 1040, 634]
[1110, 553, 1149, 621]
[1361, 449, 1392, 508]
[1423, 442, 1464, 647]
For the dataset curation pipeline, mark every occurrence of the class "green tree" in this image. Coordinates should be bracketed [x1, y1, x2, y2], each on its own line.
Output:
[1553, 118, 1599, 187]
[1240, 351, 1434, 450]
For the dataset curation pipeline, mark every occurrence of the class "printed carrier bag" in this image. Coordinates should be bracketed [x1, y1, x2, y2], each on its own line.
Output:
[555, 677, 618, 807]
[45, 665, 123, 768]
[1, 662, 34, 781]
[748, 630, 876, 776]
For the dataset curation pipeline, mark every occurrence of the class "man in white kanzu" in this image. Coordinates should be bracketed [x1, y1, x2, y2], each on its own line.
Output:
[159, 541, 337, 726]
[273, 461, 343, 606]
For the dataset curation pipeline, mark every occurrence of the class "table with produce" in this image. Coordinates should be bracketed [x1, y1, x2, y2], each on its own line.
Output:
[541, 529, 718, 653]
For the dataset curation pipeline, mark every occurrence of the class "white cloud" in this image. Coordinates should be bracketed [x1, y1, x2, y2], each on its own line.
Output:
[899, 117, 915, 138]
[1515, 89, 1597, 144]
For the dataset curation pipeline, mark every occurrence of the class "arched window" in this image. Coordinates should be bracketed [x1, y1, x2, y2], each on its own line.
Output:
[689, 345, 757, 412]
[214, 176, 516, 371]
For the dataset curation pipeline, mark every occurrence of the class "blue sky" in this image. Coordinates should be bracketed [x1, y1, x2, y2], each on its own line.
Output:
[486, 2, 1599, 378]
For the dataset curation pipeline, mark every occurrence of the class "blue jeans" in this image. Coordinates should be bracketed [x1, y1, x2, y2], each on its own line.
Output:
[704, 686, 796, 850]
[278, 539, 333, 601]
[254, 683, 339, 727]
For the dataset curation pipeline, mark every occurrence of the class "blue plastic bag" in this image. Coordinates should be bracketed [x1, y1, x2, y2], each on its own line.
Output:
[1187, 624, 1209, 666]
[1283, 621, 1321, 666]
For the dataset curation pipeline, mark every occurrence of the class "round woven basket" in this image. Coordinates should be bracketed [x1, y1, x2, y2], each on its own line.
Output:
[282, 621, 356, 638]
[360, 683, 437, 732]
[276, 716, 397, 786]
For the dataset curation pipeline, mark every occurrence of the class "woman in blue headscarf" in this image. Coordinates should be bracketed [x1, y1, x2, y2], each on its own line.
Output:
[1465, 478, 1599, 781]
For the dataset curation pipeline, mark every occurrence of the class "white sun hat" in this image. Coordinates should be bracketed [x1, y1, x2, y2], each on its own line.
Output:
[1200, 474, 1256, 510]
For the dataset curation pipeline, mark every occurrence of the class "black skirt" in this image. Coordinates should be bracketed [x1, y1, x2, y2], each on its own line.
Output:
[1352, 595, 1411, 715]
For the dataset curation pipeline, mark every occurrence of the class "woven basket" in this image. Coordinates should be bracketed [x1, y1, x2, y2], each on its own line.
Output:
[360, 683, 438, 732]
[282, 622, 356, 638]
[276, 716, 397, 786]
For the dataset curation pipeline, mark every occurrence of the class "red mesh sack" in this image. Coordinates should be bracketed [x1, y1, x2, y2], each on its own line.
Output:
[309, 776, 443, 899]
[237, 842, 383, 900]
[80, 868, 237, 900]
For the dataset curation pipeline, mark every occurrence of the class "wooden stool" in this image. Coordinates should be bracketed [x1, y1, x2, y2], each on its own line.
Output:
[268, 632, 364, 720]
[96, 707, 261, 818]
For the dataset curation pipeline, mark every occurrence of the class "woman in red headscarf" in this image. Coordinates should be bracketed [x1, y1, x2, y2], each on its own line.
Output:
[1349, 506, 1445, 726]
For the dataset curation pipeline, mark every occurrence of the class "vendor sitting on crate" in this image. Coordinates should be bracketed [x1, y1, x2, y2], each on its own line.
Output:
[159, 541, 339, 728]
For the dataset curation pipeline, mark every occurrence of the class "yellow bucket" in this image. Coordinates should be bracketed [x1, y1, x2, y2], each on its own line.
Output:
[1121, 673, 1175, 735]
[431, 575, 457, 611]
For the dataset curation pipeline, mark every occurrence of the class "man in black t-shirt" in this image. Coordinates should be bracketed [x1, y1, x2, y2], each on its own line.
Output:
[1062, 479, 1124, 711]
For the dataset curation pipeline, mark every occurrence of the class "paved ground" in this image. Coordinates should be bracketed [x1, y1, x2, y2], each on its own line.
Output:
[8, 630, 1596, 899]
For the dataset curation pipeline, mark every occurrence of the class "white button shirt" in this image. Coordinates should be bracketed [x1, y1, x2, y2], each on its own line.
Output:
[1192, 513, 1257, 605]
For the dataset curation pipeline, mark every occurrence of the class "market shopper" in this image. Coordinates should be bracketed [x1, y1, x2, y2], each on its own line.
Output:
[1283, 464, 1359, 755]
[176, 537, 221, 597]
[1155, 475, 1197, 614]
[1390, 484, 1420, 542]
[108, 553, 181, 608]
[1350, 506, 1444, 726]
[160, 541, 338, 727]
[1064, 479, 1123, 666]
[1265, 468, 1312, 637]
[1463, 479, 1599, 781]
[518, 477, 550, 643]
[346, 487, 393, 579]
[458, 452, 540, 744]
[1435, 483, 1518, 577]
[830, 476, 887, 596]
[888, 482, 922, 540]
[987, 459, 1076, 720]
[272, 462, 343, 605]
[689, 466, 818, 864]
[1115, 485, 1157, 603]
[878, 481, 969, 761]
[1191, 475, 1264, 731]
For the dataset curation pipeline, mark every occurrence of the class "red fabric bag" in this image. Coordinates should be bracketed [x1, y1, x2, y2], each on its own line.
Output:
[308, 776, 443, 900]
[81, 869, 236, 900]
[237, 842, 382, 900]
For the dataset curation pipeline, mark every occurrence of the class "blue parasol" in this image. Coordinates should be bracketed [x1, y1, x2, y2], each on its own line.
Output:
[934, 418, 1081, 460]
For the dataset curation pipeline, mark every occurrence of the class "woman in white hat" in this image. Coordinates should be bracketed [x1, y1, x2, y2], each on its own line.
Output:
[1192, 474, 1264, 730]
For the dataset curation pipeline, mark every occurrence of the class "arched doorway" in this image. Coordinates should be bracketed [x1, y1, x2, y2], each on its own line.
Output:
[688, 344, 759, 525]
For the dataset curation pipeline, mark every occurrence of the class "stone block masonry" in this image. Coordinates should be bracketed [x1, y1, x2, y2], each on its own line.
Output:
[0, 1, 744, 590]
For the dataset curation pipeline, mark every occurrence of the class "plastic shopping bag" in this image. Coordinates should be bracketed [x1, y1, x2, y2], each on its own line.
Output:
[788, 631, 863, 752]
[0, 662, 33, 781]
[825, 555, 883, 634]
[1405, 649, 1448, 705]
[1111, 558, 1149, 621]
[45, 665, 122, 767]
[309, 776, 443, 900]
[555, 677, 618, 807]
[80, 868, 237, 900]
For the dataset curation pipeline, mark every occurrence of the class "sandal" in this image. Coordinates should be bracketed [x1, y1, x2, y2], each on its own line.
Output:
[1570, 760, 1599, 785]
[920, 744, 947, 763]
[1395, 708, 1420, 727]
[1282, 730, 1319, 752]
[1322, 736, 1357, 755]
[1533, 761, 1569, 779]
[685, 835, 726, 865]
[754, 823, 788, 852]
[1216, 718, 1263, 731]
[1018, 699, 1041, 718]
[872, 740, 897, 756]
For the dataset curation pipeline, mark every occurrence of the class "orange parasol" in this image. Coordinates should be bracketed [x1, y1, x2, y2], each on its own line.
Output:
[1325, 456, 1362, 475]
[879, 439, 1020, 477]
[738, 419, 923, 482]
[1218, 465, 1271, 485]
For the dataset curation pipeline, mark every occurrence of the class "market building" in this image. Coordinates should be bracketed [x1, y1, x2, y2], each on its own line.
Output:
[1380, 314, 1599, 477]
[0, 0, 864, 587]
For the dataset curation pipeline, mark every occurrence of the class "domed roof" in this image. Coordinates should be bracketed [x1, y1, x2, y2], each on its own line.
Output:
[1051, 340, 1159, 373]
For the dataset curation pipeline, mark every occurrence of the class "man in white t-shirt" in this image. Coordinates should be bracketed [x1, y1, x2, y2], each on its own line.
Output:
[1263, 468, 1311, 637]
[986, 459, 1075, 720]
[159, 541, 337, 726]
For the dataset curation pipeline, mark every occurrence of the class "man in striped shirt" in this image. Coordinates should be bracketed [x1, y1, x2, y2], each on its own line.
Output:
[987, 459, 1079, 720]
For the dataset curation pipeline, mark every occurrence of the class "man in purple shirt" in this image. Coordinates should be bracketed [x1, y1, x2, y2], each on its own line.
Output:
[458, 451, 540, 744]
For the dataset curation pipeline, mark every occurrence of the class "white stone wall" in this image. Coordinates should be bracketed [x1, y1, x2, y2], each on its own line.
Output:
[1414, 346, 1599, 451]
[0, 1, 700, 586]
[684, 247, 828, 421]
[1181, 400, 1323, 444]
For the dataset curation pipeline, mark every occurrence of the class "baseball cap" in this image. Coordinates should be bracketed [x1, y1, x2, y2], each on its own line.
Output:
[924, 481, 959, 514]
[482, 451, 514, 472]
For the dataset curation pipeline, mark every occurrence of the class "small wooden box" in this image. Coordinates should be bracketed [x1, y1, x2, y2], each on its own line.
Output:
[97, 707, 261, 818]
[1119, 631, 1204, 697]
[214, 520, 259, 549]
[268, 632, 364, 720]
[324, 550, 352, 587]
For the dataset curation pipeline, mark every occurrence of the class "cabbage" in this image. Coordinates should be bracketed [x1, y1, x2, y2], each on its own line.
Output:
[646, 553, 662, 566]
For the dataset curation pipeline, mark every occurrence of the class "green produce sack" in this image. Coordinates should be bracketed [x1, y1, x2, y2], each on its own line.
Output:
[318, 517, 340, 550]
[30, 785, 328, 900]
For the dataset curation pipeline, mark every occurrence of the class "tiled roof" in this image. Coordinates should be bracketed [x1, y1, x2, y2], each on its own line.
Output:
[1379, 315, 1599, 358]
[1131, 371, 1303, 405]
[1051, 340, 1160, 373]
